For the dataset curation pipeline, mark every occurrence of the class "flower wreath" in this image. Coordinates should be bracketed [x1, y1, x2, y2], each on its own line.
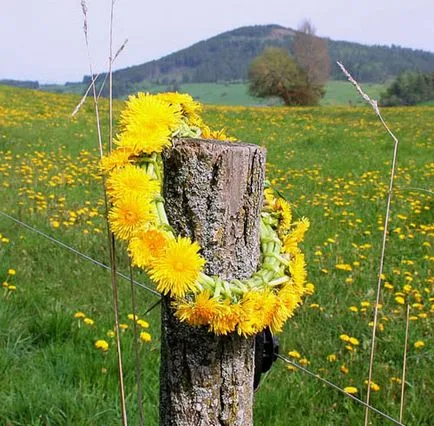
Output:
[101, 92, 310, 336]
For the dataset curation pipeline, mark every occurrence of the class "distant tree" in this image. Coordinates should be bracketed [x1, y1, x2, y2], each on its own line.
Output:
[380, 71, 434, 106]
[292, 19, 330, 103]
[248, 47, 311, 105]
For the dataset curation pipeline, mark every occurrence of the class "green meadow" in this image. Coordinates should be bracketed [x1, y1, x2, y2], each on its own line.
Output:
[43, 80, 389, 107]
[0, 84, 432, 425]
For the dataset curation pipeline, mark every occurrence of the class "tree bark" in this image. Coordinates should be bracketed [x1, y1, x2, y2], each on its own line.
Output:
[160, 138, 266, 426]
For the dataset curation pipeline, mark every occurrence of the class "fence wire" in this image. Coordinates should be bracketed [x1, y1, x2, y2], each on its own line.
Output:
[277, 354, 404, 425]
[0, 210, 161, 298]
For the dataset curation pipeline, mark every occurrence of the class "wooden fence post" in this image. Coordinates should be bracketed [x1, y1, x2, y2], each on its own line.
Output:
[160, 138, 266, 426]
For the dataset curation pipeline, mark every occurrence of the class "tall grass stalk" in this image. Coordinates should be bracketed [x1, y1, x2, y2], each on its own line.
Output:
[337, 62, 402, 426]
[399, 304, 410, 423]
[80, 1, 128, 423]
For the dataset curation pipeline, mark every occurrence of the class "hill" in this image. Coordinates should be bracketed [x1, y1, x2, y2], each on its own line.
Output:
[84, 24, 434, 97]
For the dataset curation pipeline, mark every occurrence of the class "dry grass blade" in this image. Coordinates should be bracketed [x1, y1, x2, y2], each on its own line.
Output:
[337, 61, 401, 426]
[80, 1, 128, 423]
[399, 304, 411, 423]
[71, 39, 128, 117]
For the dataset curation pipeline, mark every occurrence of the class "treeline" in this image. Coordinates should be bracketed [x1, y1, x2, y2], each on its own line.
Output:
[0, 79, 39, 89]
[84, 25, 434, 98]
[380, 71, 434, 106]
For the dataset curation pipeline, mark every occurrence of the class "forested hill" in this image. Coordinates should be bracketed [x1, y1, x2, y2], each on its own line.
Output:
[89, 24, 434, 97]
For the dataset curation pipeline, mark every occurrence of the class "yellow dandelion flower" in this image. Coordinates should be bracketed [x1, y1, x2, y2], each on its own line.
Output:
[278, 283, 301, 315]
[128, 227, 170, 268]
[155, 92, 202, 125]
[269, 299, 290, 333]
[149, 236, 205, 297]
[108, 194, 155, 240]
[335, 263, 352, 272]
[209, 301, 241, 335]
[395, 296, 405, 305]
[276, 198, 292, 233]
[95, 340, 109, 352]
[288, 350, 301, 359]
[175, 291, 224, 326]
[137, 319, 149, 329]
[7, 269, 16, 275]
[289, 252, 307, 294]
[83, 318, 94, 326]
[237, 289, 278, 336]
[100, 147, 135, 173]
[140, 332, 152, 342]
[282, 218, 309, 254]
[107, 330, 115, 338]
[340, 365, 349, 374]
[349, 337, 360, 346]
[344, 386, 358, 395]
[127, 314, 139, 321]
[106, 164, 159, 201]
[201, 125, 236, 141]
[364, 380, 380, 391]
[74, 311, 86, 319]
[414, 340, 425, 349]
[116, 93, 182, 154]
[327, 354, 337, 362]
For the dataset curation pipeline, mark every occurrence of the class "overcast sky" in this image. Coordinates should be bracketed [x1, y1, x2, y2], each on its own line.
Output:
[1, 0, 433, 84]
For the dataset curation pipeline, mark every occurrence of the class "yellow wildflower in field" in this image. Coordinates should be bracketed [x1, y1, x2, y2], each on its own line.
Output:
[129, 228, 170, 268]
[364, 380, 380, 392]
[137, 319, 150, 329]
[95, 340, 109, 352]
[395, 296, 405, 305]
[339, 334, 350, 342]
[127, 314, 139, 321]
[304, 282, 315, 295]
[414, 340, 425, 349]
[106, 164, 159, 201]
[335, 263, 352, 272]
[108, 194, 155, 240]
[349, 337, 359, 346]
[74, 311, 86, 319]
[149, 237, 205, 297]
[7, 269, 16, 275]
[140, 332, 152, 343]
[340, 365, 349, 374]
[119, 323, 129, 330]
[344, 386, 358, 395]
[327, 354, 337, 362]
[107, 330, 115, 338]
[116, 93, 182, 154]
[288, 350, 301, 359]
[83, 318, 94, 326]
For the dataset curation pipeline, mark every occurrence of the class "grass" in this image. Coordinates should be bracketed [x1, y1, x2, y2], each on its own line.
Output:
[0, 84, 432, 425]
